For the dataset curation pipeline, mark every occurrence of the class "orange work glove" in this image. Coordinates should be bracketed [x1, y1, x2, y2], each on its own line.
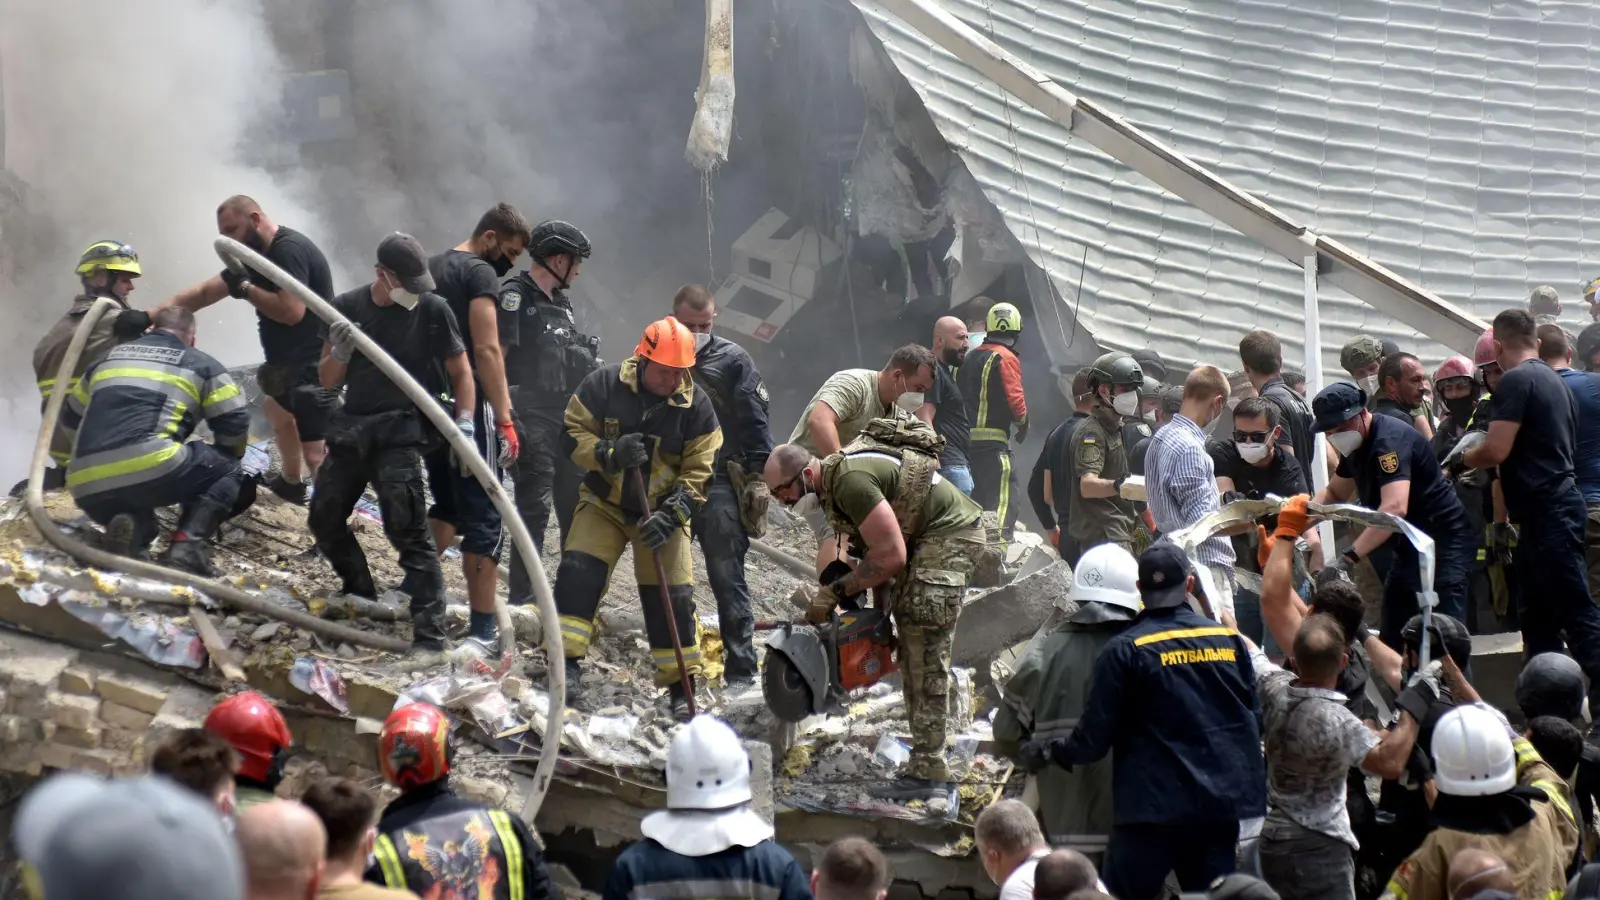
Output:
[1047, 527, 1060, 549]
[1256, 525, 1277, 570]
[1274, 494, 1312, 541]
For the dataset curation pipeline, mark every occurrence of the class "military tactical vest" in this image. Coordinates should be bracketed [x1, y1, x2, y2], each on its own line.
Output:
[516, 287, 598, 402]
[373, 807, 528, 900]
[822, 416, 946, 540]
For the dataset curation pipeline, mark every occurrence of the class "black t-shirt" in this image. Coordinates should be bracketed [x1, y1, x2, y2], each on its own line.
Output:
[927, 362, 970, 467]
[1335, 412, 1465, 538]
[1206, 438, 1308, 499]
[426, 250, 514, 371]
[1260, 376, 1315, 485]
[251, 226, 333, 366]
[325, 286, 465, 416]
[1373, 395, 1418, 427]
[1491, 358, 1580, 520]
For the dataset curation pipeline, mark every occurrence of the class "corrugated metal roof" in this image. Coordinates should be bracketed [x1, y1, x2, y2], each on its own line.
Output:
[853, 0, 1600, 377]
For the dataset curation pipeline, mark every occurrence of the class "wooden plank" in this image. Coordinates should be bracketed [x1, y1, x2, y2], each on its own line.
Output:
[189, 606, 245, 682]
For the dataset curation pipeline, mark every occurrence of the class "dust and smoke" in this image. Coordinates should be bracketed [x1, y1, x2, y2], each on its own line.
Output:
[0, 0, 730, 478]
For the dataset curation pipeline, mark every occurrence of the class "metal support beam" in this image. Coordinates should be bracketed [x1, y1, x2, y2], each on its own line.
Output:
[861, 0, 1488, 354]
[1304, 255, 1337, 554]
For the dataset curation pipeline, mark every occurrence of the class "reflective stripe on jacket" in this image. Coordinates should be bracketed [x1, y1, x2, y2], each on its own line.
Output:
[60, 332, 249, 497]
[33, 295, 139, 463]
[958, 343, 1027, 444]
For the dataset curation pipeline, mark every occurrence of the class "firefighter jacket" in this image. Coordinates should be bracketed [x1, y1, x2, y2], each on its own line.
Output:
[602, 837, 810, 900]
[501, 275, 599, 414]
[958, 341, 1028, 445]
[60, 331, 249, 499]
[994, 603, 1134, 854]
[1381, 738, 1579, 900]
[33, 295, 145, 464]
[367, 781, 559, 900]
[690, 334, 772, 476]
[1041, 604, 1266, 826]
[561, 357, 722, 520]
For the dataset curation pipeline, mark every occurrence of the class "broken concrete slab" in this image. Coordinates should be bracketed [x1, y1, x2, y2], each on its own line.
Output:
[951, 560, 1073, 669]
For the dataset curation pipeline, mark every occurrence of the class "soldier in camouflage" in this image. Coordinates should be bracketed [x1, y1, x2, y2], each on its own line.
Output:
[765, 418, 997, 800]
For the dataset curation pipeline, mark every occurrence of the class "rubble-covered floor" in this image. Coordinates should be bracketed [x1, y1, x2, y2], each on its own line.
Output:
[0, 475, 1033, 833]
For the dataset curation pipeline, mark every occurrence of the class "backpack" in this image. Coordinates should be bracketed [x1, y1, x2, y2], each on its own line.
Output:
[824, 416, 946, 539]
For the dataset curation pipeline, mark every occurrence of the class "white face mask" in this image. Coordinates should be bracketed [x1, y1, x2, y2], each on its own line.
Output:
[967, 332, 987, 349]
[1357, 374, 1379, 396]
[791, 491, 820, 517]
[386, 275, 419, 310]
[1142, 410, 1157, 424]
[1236, 442, 1270, 464]
[1112, 390, 1140, 417]
[1328, 429, 1363, 456]
[896, 391, 925, 413]
[693, 331, 711, 351]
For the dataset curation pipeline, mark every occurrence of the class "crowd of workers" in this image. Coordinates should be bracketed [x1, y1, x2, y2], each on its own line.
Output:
[27, 194, 1600, 900]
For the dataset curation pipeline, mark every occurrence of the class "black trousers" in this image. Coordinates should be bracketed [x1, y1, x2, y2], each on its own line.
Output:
[1103, 821, 1240, 900]
[308, 412, 445, 648]
[508, 405, 582, 604]
[969, 443, 1018, 534]
[77, 443, 252, 549]
[1519, 489, 1600, 710]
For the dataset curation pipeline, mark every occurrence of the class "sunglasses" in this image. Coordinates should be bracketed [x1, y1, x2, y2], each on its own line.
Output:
[776, 469, 806, 495]
[1233, 430, 1272, 444]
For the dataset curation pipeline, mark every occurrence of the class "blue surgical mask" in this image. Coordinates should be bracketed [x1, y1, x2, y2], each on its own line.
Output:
[968, 331, 987, 349]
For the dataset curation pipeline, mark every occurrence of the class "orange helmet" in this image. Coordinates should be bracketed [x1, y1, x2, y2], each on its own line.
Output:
[380, 703, 451, 790]
[204, 691, 292, 782]
[635, 316, 697, 368]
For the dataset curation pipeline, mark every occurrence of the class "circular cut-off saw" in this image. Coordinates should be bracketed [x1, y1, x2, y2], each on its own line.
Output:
[762, 600, 899, 723]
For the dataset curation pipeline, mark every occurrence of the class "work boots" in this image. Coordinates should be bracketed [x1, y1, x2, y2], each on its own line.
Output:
[166, 498, 228, 578]
[103, 513, 152, 561]
[265, 473, 307, 505]
[564, 658, 586, 708]
[668, 678, 700, 722]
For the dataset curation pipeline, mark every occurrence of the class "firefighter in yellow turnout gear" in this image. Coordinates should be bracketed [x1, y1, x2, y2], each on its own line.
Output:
[555, 317, 722, 720]
[958, 301, 1028, 537]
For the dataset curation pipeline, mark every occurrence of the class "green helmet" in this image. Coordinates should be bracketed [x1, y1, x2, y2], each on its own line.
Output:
[986, 302, 1023, 334]
[1088, 351, 1144, 389]
[1141, 375, 1162, 398]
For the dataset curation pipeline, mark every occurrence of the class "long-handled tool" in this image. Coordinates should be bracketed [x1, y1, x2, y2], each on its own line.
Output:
[632, 467, 697, 718]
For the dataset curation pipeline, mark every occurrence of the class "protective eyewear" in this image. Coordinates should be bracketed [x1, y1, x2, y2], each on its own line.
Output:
[1232, 430, 1272, 444]
[775, 469, 807, 496]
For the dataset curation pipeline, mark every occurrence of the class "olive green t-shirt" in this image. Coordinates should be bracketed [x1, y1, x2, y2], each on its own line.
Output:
[827, 452, 982, 540]
[1066, 413, 1135, 547]
[791, 368, 907, 456]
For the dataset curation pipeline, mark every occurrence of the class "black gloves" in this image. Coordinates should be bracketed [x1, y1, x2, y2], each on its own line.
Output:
[1395, 673, 1439, 723]
[111, 309, 151, 340]
[639, 485, 695, 551]
[220, 267, 252, 299]
[599, 433, 649, 473]
[1017, 739, 1056, 774]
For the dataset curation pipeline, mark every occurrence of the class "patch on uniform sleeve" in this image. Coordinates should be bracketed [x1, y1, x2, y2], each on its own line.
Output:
[1136, 423, 1151, 436]
[756, 381, 769, 403]
[1379, 451, 1399, 474]
[603, 417, 620, 440]
[501, 290, 522, 312]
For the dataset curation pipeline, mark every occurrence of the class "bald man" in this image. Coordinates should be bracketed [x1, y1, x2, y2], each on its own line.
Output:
[1446, 848, 1514, 900]
[238, 800, 327, 900]
[921, 316, 974, 494]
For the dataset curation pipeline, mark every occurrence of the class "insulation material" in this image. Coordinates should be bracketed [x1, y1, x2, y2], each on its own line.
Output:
[684, 0, 734, 172]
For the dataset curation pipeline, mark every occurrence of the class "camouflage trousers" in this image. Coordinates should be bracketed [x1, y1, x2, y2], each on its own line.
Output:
[891, 522, 988, 782]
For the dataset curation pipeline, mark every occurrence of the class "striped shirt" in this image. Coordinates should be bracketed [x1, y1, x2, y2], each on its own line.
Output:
[1145, 413, 1236, 573]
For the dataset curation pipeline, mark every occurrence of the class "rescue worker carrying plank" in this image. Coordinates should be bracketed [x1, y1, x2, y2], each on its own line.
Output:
[671, 284, 773, 691]
[556, 317, 721, 720]
[958, 300, 1028, 536]
[368, 702, 559, 900]
[27, 241, 153, 493]
[60, 306, 253, 575]
[764, 418, 995, 800]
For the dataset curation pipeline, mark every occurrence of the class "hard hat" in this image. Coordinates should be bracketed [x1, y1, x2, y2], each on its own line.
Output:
[1431, 704, 1516, 797]
[529, 219, 592, 260]
[1433, 355, 1476, 386]
[1140, 375, 1162, 398]
[663, 715, 752, 810]
[1400, 612, 1472, 668]
[203, 691, 292, 783]
[636, 317, 697, 368]
[1088, 352, 1144, 389]
[985, 302, 1023, 334]
[1515, 653, 1586, 722]
[1473, 329, 1498, 368]
[1071, 543, 1142, 613]
[76, 240, 142, 279]
[379, 703, 452, 790]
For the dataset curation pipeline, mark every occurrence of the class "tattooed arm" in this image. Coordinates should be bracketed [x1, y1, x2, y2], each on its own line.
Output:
[834, 499, 907, 596]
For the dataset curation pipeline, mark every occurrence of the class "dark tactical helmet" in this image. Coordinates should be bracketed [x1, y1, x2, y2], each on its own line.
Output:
[1088, 351, 1144, 390]
[1141, 375, 1162, 398]
[1400, 612, 1471, 668]
[529, 220, 593, 261]
[1515, 652, 1585, 722]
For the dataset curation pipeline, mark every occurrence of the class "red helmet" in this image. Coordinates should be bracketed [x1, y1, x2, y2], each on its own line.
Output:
[1473, 329, 1498, 368]
[380, 703, 451, 790]
[1433, 355, 1476, 386]
[204, 691, 292, 782]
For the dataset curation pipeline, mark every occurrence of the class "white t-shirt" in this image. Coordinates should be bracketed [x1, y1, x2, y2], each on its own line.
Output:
[999, 848, 1109, 900]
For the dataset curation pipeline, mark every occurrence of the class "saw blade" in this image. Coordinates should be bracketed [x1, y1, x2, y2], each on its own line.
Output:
[763, 652, 818, 722]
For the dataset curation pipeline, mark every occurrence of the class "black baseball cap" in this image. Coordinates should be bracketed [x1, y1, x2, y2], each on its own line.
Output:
[376, 232, 436, 294]
[1310, 382, 1367, 432]
[1138, 542, 1192, 609]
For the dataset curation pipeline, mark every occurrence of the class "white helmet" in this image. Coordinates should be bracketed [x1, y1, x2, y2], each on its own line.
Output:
[1432, 704, 1516, 797]
[1071, 543, 1142, 612]
[663, 715, 752, 810]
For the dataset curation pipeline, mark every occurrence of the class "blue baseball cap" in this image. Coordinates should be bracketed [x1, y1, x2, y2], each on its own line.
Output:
[1138, 542, 1192, 609]
[1311, 382, 1368, 432]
